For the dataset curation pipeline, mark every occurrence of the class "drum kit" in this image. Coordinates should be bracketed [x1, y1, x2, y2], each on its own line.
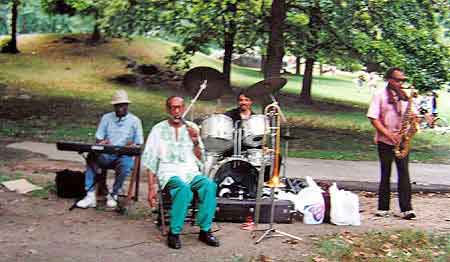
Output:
[182, 67, 293, 199]
[184, 67, 304, 244]
[202, 112, 271, 199]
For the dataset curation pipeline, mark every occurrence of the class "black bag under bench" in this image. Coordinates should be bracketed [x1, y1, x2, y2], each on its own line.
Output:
[214, 197, 294, 223]
[55, 169, 86, 198]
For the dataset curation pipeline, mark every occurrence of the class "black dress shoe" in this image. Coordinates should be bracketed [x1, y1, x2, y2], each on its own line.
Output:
[198, 230, 220, 247]
[167, 232, 181, 249]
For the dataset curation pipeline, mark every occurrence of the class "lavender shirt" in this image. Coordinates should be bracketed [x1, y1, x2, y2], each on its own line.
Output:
[366, 86, 417, 146]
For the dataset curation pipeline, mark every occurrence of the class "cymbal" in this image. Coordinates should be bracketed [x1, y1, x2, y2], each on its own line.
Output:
[280, 135, 301, 140]
[245, 77, 287, 97]
[182, 67, 226, 100]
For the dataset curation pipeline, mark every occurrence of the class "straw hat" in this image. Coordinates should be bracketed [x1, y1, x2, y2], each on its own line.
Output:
[111, 90, 131, 105]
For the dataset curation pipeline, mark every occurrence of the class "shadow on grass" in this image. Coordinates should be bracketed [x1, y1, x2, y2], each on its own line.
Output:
[0, 94, 106, 141]
[287, 126, 377, 160]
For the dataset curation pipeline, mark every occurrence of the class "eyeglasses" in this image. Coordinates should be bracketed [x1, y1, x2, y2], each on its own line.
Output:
[391, 77, 407, 83]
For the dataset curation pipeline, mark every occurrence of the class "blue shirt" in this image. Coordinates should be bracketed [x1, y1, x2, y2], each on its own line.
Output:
[95, 112, 144, 146]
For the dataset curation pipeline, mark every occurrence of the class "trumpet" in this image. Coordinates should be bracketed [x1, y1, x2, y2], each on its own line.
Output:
[262, 102, 285, 188]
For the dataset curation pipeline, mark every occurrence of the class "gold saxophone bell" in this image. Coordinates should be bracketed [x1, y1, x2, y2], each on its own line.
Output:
[394, 94, 418, 159]
[262, 102, 285, 188]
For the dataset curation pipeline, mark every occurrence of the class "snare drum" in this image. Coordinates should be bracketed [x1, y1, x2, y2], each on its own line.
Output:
[200, 114, 234, 152]
[242, 114, 268, 148]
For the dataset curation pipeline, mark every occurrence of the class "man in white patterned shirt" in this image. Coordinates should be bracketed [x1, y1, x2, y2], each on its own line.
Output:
[142, 96, 219, 249]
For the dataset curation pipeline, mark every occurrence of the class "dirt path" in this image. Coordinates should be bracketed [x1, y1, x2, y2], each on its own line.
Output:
[1, 141, 450, 261]
[1, 188, 450, 262]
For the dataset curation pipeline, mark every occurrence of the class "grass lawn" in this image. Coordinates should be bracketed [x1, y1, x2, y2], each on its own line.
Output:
[0, 34, 449, 164]
[313, 230, 450, 261]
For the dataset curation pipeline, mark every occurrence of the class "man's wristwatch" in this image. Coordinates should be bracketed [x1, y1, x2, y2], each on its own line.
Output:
[193, 141, 200, 147]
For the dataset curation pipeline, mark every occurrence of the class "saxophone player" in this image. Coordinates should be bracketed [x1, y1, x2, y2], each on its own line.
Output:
[367, 67, 417, 220]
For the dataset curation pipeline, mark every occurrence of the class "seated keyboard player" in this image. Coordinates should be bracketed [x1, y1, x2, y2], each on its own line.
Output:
[76, 90, 143, 209]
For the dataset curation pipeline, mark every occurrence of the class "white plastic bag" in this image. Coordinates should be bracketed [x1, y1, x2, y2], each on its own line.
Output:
[296, 176, 325, 224]
[329, 183, 361, 226]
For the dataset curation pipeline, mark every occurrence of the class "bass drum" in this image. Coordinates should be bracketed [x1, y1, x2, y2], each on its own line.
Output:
[209, 158, 259, 199]
[200, 114, 234, 153]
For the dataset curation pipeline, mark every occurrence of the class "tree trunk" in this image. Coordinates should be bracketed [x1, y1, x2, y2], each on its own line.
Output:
[300, 58, 314, 104]
[319, 63, 323, 75]
[260, 54, 266, 72]
[223, 32, 235, 91]
[90, 10, 101, 43]
[264, 0, 286, 79]
[295, 56, 301, 75]
[2, 0, 20, 53]
[91, 23, 101, 42]
[222, 3, 237, 91]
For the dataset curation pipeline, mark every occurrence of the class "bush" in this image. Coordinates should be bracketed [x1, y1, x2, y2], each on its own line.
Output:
[0, 36, 11, 49]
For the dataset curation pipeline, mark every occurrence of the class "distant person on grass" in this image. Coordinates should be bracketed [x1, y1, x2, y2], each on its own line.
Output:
[355, 72, 366, 92]
[76, 90, 144, 209]
[367, 67, 417, 220]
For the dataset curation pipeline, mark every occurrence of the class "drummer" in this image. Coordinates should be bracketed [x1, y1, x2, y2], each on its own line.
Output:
[224, 90, 281, 182]
[224, 91, 255, 127]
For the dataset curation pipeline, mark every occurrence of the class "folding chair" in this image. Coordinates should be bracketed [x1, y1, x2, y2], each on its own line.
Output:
[156, 177, 198, 235]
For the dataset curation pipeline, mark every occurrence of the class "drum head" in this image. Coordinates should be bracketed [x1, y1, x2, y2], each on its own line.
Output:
[213, 159, 259, 199]
[242, 114, 267, 148]
[200, 114, 234, 153]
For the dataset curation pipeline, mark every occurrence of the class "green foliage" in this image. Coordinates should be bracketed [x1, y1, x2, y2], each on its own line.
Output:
[353, 0, 449, 90]
[41, 0, 105, 39]
[0, 172, 23, 183]
[101, 0, 263, 73]
[0, 0, 95, 35]
[41, 0, 98, 16]
[285, 0, 449, 94]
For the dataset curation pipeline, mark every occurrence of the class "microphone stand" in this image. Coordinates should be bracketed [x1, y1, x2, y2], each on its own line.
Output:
[253, 98, 302, 244]
[182, 80, 207, 120]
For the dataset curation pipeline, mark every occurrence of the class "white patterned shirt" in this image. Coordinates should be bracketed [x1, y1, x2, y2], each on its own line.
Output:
[141, 120, 205, 188]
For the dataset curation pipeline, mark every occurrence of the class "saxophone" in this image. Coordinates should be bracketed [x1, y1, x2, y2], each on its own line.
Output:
[394, 94, 418, 159]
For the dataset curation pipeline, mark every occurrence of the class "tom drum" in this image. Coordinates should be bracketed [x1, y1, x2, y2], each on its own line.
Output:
[200, 114, 234, 153]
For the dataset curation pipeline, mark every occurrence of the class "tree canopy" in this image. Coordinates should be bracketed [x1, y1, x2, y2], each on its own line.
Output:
[1, 0, 448, 96]
[101, 0, 263, 89]
[41, 0, 105, 41]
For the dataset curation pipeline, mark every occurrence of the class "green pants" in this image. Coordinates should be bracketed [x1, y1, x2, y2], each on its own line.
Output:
[165, 175, 217, 234]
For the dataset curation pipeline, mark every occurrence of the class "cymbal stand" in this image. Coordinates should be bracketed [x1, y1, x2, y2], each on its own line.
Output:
[232, 120, 243, 159]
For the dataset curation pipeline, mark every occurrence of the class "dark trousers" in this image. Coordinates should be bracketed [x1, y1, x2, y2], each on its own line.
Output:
[377, 142, 412, 212]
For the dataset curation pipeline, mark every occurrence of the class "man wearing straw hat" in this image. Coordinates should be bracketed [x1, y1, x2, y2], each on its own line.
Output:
[77, 89, 144, 209]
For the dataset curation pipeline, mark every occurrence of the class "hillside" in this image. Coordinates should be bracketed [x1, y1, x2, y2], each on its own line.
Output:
[0, 34, 449, 163]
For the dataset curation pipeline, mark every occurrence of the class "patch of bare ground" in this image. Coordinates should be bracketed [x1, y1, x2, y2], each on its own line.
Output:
[1, 157, 449, 261]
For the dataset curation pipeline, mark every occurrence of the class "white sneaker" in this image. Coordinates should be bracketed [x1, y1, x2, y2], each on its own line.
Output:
[106, 194, 118, 208]
[76, 191, 96, 208]
[375, 210, 390, 217]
